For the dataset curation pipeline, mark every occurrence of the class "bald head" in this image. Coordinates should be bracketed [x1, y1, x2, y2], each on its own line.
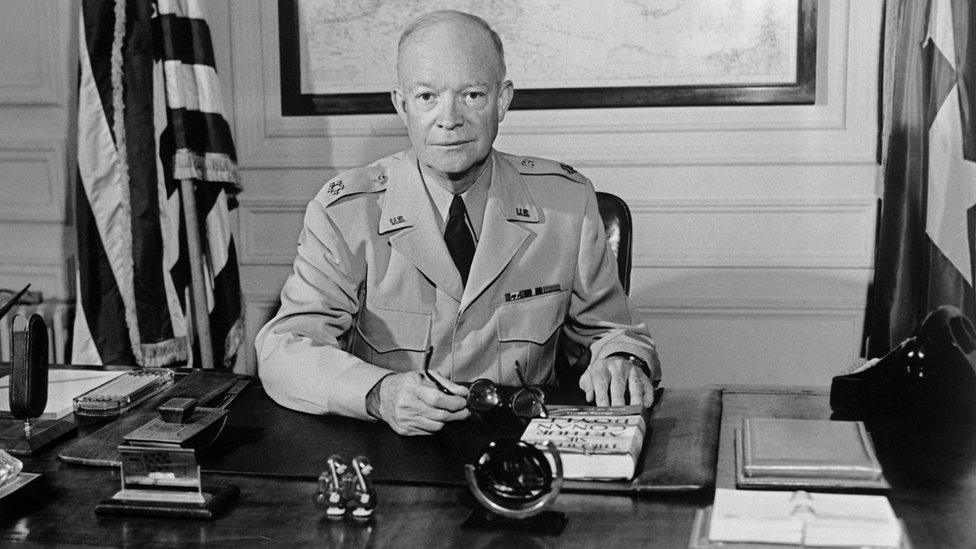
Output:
[396, 10, 506, 85]
[391, 9, 514, 190]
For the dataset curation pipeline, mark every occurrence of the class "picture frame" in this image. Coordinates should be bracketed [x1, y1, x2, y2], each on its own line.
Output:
[278, 0, 817, 116]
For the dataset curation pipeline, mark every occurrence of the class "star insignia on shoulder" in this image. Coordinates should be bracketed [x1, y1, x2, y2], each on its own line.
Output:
[521, 158, 536, 168]
[559, 163, 577, 175]
[326, 179, 344, 195]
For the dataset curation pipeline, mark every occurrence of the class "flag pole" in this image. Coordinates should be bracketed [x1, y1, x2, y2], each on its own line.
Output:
[180, 178, 215, 369]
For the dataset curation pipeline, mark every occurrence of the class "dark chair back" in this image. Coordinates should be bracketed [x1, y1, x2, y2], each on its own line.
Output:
[596, 192, 633, 294]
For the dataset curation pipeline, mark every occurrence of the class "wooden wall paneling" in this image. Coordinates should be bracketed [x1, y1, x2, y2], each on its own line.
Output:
[225, 1, 884, 382]
[0, 139, 66, 222]
[0, 1, 63, 106]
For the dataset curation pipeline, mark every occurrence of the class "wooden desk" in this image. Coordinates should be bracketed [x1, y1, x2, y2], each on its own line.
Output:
[1, 386, 973, 547]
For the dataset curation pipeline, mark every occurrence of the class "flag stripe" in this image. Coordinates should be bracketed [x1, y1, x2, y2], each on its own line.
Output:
[75, 0, 242, 369]
[74, 171, 131, 365]
[950, 0, 975, 161]
[80, 0, 120, 139]
[76, 7, 145, 364]
[166, 108, 237, 159]
[156, 0, 243, 367]
[867, 0, 976, 356]
[122, 0, 174, 352]
[157, 0, 207, 22]
[153, 14, 217, 69]
[162, 62, 224, 113]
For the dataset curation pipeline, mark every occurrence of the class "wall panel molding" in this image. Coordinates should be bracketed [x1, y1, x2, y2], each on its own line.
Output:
[236, 195, 878, 269]
[641, 305, 864, 388]
[0, 139, 66, 222]
[0, 2, 64, 105]
[628, 197, 876, 269]
[225, 0, 883, 387]
[0, 256, 69, 297]
[240, 293, 283, 376]
[230, 0, 881, 169]
[238, 198, 307, 265]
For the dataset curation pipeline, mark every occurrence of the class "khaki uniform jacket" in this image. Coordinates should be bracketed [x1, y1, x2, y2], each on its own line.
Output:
[256, 149, 659, 419]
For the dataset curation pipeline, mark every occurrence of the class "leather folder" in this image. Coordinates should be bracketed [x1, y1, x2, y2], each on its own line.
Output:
[197, 383, 723, 494]
[734, 418, 890, 490]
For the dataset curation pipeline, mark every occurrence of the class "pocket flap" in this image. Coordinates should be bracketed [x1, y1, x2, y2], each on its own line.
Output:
[356, 305, 431, 353]
[496, 290, 569, 344]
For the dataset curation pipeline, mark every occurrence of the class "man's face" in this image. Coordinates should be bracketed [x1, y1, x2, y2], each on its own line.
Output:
[393, 22, 513, 186]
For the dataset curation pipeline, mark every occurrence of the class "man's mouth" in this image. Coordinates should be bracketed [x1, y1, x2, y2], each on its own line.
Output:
[431, 140, 472, 147]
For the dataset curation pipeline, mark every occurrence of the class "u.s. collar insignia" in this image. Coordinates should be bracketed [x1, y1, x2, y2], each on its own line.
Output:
[326, 179, 344, 195]
[559, 163, 577, 175]
[515, 207, 530, 217]
[389, 215, 406, 225]
[521, 158, 536, 168]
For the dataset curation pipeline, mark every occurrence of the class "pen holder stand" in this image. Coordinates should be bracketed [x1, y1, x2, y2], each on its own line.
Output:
[95, 444, 239, 519]
[96, 398, 238, 519]
[0, 314, 76, 455]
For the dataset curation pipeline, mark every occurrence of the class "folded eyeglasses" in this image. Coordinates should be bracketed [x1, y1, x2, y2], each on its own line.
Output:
[423, 347, 549, 419]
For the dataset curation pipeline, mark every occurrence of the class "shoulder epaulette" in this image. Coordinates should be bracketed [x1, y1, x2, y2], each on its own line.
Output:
[319, 165, 389, 206]
[506, 154, 588, 184]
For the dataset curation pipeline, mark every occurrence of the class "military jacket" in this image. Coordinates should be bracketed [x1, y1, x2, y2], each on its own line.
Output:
[256, 149, 658, 419]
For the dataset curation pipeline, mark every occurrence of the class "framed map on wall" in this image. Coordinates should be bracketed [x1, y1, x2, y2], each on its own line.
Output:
[278, 0, 817, 116]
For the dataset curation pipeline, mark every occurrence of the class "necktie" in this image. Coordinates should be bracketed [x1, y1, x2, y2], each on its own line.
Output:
[445, 195, 475, 285]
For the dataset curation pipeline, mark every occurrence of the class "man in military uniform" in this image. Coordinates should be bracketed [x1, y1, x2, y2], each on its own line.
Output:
[256, 10, 660, 435]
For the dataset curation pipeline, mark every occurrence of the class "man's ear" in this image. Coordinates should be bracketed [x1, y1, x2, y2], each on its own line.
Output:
[496, 80, 514, 122]
[391, 87, 409, 124]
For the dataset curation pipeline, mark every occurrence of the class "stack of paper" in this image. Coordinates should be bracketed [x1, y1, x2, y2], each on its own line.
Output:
[705, 488, 903, 548]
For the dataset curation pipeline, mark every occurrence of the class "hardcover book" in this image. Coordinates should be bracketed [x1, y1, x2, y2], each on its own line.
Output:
[520, 405, 646, 480]
[735, 418, 889, 490]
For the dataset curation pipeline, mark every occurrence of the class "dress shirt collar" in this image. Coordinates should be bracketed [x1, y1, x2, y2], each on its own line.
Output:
[420, 156, 492, 241]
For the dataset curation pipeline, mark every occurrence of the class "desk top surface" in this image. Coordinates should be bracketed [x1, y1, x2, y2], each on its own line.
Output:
[0, 384, 973, 548]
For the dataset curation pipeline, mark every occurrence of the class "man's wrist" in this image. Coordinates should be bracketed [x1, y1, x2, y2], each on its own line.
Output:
[365, 373, 394, 420]
[608, 352, 651, 380]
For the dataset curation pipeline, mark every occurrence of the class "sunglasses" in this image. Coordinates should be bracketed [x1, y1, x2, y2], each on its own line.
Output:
[423, 348, 548, 419]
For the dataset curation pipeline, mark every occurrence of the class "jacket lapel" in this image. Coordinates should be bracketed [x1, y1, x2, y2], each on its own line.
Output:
[461, 152, 539, 312]
[379, 153, 464, 302]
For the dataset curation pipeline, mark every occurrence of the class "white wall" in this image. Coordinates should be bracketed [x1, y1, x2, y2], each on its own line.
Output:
[222, 1, 882, 388]
[0, 1, 882, 388]
[0, 0, 76, 299]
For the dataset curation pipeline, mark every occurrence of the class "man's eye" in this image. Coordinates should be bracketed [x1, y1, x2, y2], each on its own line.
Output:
[416, 92, 433, 102]
[466, 92, 485, 100]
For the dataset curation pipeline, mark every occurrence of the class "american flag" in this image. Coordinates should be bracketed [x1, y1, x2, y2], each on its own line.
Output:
[73, 0, 242, 368]
[868, 0, 975, 354]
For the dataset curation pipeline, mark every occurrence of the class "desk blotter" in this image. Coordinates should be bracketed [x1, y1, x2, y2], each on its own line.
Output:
[198, 384, 722, 494]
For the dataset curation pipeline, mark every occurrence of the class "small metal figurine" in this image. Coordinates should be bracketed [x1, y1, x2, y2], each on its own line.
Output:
[349, 456, 376, 519]
[313, 454, 377, 520]
[314, 455, 350, 518]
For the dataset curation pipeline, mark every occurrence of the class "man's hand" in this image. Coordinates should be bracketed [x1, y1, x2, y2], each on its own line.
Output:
[373, 371, 470, 436]
[579, 355, 655, 408]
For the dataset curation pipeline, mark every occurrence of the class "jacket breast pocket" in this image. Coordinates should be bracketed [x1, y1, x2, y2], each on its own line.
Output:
[495, 290, 569, 384]
[351, 304, 431, 371]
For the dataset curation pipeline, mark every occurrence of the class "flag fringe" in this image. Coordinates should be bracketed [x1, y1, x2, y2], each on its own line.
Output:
[140, 337, 189, 367]
[173, 149, 240, 189]
[109, 0, 147, 366]
[110, 0, 127, 168]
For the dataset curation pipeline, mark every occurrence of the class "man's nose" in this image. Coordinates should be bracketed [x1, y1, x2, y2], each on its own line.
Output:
[435, 97, 463, 130]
